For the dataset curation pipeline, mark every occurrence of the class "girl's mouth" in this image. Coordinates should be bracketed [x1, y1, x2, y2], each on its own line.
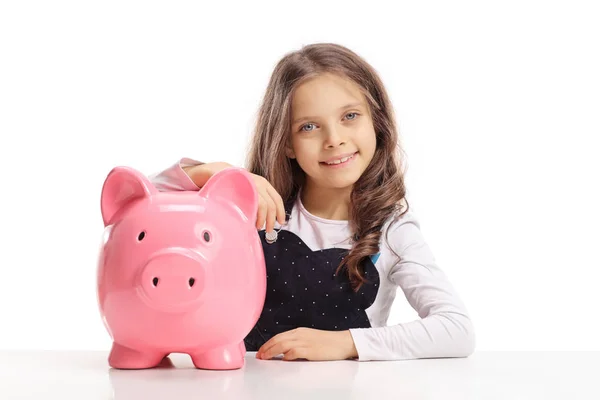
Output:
[320, 152, 358, 168]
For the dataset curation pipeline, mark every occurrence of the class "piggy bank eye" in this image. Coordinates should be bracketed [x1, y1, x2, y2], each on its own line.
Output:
[203, 231, 211, 242]
[138, 231, 146, 241]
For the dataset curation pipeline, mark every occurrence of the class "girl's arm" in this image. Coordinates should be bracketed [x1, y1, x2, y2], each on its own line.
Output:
[147, 157, 286, 232]
[349, 214, 476, 361]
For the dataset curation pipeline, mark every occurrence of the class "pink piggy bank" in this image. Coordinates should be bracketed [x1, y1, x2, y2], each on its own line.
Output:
[97, 165, 266, 370]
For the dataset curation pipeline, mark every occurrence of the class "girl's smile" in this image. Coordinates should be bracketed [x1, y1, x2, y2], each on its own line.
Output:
[319, 151, 359, 169]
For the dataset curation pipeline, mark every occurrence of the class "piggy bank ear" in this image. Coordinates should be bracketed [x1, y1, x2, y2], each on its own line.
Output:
[199, 167, 259, 223]
[101, 166, 158, 226]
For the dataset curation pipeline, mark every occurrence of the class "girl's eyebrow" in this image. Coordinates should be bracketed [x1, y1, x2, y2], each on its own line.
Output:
[292, 102, 364, 125]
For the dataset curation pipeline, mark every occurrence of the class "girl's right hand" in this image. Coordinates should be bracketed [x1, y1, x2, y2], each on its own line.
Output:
[183, 162, 286, 232]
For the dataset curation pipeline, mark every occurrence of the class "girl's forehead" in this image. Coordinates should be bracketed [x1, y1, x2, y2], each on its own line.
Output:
[291, 74, 366, 117]
[294, 73, 363, 102]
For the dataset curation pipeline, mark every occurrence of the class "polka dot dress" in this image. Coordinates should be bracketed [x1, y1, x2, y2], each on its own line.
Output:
[243, 202, 380, 351]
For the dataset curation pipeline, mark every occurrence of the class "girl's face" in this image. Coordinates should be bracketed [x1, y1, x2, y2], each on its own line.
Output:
[287, 73, 377, 191]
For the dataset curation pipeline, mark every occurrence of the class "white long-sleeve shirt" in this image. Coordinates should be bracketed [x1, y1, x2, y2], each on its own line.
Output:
[148, 158, 476, 361]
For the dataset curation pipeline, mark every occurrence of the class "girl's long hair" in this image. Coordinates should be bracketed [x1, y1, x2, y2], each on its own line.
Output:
[246, 43, 409, 291]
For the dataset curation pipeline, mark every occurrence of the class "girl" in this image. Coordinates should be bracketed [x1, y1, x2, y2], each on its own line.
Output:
[149, 43, 475, 362]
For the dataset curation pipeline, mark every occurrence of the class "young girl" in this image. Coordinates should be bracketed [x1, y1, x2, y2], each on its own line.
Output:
[149, 43, 475, 362]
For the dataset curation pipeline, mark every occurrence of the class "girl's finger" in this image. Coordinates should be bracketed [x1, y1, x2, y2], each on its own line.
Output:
[266, 185, 286, 225]
[264, 195, 277, 233]
[256, 197, 267, 230]
[260, 340, 296, 360]
[257, 330, 298, 357]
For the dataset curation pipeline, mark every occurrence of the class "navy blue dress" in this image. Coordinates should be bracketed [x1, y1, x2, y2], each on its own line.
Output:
[243, 199, 381, 351]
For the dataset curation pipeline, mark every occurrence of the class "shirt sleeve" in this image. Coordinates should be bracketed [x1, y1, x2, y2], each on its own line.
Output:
[349, 211, 476, 361]
[147, 157, 204, 192]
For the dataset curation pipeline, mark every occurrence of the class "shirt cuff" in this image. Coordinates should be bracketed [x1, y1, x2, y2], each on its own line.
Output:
[149, 157, 204, 192]
[349, 327, 379, 361]
[174, 157, 204, 190]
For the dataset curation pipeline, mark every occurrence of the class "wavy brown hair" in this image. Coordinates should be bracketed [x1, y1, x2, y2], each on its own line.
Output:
[246, 43, 409, 292]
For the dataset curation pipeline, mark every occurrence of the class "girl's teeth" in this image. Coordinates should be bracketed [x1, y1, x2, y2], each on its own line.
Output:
[326, 155, 352, 165]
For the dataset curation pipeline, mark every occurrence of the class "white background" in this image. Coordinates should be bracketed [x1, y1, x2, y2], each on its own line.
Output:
[1, 0, 598, 352]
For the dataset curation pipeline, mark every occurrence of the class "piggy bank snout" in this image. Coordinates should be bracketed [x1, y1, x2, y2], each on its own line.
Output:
[138, 251, 206, 312]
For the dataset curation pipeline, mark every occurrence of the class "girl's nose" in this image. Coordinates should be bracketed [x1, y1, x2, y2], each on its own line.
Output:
[323, 126, 346, 148]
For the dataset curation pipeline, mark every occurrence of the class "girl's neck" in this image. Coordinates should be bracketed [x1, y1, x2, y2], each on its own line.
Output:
[300, 183, 352, 221]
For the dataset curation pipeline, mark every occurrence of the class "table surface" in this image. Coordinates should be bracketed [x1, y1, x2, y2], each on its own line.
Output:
[0, 350, 598, 399]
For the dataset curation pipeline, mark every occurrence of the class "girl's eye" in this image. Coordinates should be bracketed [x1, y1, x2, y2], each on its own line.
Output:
[300, 123, 316, 132]
[345, 112, 359, 120]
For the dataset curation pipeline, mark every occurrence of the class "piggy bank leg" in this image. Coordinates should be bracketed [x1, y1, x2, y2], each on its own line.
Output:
[190, 341, 245, 370]
[109, 342, 167, 369]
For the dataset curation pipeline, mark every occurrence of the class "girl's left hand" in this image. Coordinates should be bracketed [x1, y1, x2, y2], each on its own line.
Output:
[256, 328, 359, 361]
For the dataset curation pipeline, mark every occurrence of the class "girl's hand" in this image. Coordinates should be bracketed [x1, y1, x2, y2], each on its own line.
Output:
[184, 162, 286, 232]
[251, 174, 286, 232]
[256, 328, 359, 361]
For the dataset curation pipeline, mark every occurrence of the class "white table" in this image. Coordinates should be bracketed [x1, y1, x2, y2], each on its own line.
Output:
[0, 351, 597, 399]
